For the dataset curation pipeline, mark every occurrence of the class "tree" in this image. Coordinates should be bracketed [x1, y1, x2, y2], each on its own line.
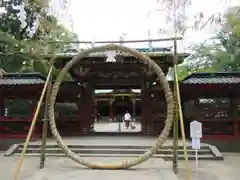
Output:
[157, 0, 224, 35]
[188, 6, 240, 72]
[0, 0, 78, 79]
[0, 0, 40, 40]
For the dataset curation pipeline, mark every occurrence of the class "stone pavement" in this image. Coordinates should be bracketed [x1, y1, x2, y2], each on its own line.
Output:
[1, 153, 240, 180]
[1, 133, 239, 180]
[94, 122, 141, 132]
[1, 155, 178, 180]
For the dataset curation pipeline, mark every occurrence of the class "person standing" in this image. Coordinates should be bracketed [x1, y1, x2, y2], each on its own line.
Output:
[124, 111, 131, 129]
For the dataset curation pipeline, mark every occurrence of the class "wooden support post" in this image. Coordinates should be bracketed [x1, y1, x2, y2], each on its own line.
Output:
[232, 98, 240, 139]
[132, 99, 136, 120]
[39, 50, 55, 169]
[172, 38, 179, 174]
[39, 74, 52, 169]
[109, 99, 113, 122]
[82, 84, 93, 133]
[172, 86, 179, 174]
[0, 92, 4, 116]
[173, 42, 191, 180]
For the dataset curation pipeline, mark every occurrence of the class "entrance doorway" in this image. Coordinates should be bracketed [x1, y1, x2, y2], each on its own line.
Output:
[112, 96, 133, 121]
[93, 89, 142, 133]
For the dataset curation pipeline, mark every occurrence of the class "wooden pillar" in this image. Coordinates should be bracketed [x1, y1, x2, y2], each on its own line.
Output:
[141, 81, 154, 134]
[109, 99, 113, 121]
[232, 98, 240, 139]
[141, 89, 147, 133]
[78, 83, 93, 134]
[85, 84, 93, 133]
[94, 100, 98, 122]
[31, 100, 40, 138]
[132, 99, 136, 120]
[76, 91, 82, 133]
[0, 91, 4, 116]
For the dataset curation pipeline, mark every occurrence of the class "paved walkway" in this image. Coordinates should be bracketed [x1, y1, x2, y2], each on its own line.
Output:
[94, 122, 141, 132]
[1, 155, 179, 180]
[1, 154, 240, 180]
[1, 129, 239, 180]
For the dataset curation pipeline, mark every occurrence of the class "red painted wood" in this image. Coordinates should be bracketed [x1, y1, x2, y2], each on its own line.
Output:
[141, 88, 155, 134]
[199, 119, 233, 122]
[0, 116, 32, 122]
[0, 95, 3, 116]
[109, 102, 113, 121]
[202, 135, 240, 140]
[238, 121, 240, 137]
[0, 134, 40, 139]
[234, 120, 239, 139]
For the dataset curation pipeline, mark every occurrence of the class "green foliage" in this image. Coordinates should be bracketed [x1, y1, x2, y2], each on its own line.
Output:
[187, 6, 240, 72]
[0, 0, 78, 80]
[177, 64, 216, 80]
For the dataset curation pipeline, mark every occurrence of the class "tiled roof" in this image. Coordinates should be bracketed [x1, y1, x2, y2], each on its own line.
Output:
[42, 48, 189, 59]
[0, 73, 45, 85]
[181, 72, 240, 84]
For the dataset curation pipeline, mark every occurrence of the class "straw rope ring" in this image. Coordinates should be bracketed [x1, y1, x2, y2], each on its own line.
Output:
[48, 44, 174, 169]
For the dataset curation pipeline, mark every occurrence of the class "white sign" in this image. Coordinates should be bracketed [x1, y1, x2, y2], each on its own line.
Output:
[190, 120, 202, 138]
[191, 138, 201, 149]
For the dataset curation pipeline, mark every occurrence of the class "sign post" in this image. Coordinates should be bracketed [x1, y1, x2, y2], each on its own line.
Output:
[190, 120, 202, 170]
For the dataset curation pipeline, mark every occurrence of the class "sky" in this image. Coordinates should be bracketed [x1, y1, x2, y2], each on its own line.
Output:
[53, 0, 240, 50]
[1, 0, 239, 49]
[51, 0, 239, 92]
[0, 0, 239, 92]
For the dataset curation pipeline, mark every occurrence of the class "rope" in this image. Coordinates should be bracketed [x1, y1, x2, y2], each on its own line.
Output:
[48, 44, 174, 169]
[13, 66, 54, 180]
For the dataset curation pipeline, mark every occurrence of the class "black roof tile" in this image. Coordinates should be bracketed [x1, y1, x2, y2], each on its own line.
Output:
[0, 73, 45, 85]
[181, 72, 240, 84]
[1, 72, 240, 86]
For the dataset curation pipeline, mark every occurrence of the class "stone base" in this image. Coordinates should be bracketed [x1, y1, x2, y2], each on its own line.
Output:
[203, 140, 240, 152]
[0, 139, 24, 150]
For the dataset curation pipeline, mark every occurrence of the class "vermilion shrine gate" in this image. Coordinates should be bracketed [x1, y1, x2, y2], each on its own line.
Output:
[0, 50, 240, 148]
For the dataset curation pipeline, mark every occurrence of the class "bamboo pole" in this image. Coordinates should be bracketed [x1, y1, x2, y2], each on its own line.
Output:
[173, 58, 191, 180]
[13, 66, 54, 180]
[39, 53, 55, 169]
[172, 85, 179, 174]
[39, 73, 52, 169]
[171, 0, 190, 178]
[172, 39, 179, 174]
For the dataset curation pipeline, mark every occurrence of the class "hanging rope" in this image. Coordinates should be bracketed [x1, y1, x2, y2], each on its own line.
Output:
[13, 65, 54, 180]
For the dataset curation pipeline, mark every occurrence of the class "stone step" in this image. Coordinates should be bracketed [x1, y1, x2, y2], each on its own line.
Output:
[17, 144, 210, 150]
[11, 153, 223, 160]
[14, 147, 212, 155]
[5, 141, 224, 161]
